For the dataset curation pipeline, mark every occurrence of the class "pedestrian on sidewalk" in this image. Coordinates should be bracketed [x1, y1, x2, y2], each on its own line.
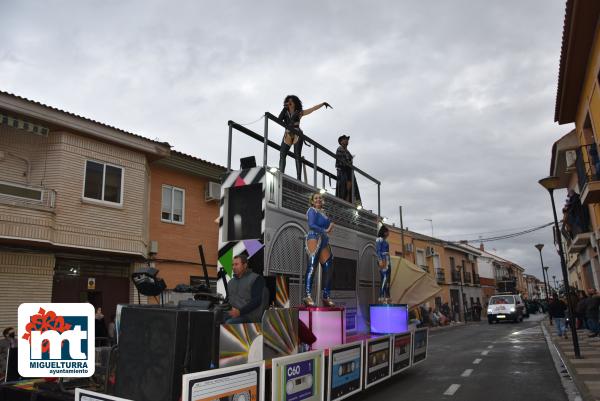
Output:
[575, 290, 588, 330]
[548, 294, 568, 339]
[585, 288, 600, 338]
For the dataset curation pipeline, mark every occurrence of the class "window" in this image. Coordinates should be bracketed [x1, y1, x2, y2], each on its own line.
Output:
[416, 249, 426, 267]
[83, 160, 123, 204]
[161, 185, 185, 223]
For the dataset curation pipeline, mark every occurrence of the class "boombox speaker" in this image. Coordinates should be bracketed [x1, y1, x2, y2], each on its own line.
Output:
[114, 306, 219, 401]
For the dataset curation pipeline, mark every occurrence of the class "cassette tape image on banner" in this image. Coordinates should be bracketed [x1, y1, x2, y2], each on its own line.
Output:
[328, 341, 363, 401]
[182, 361, 265, 401]
[219, 323, 263, 368]
[271, 350, 324, 401]
[75, 388, 132, 401]
[412, 328, 428, 365]
[364, 336, 391, 388]
[391, 332, 412, 375]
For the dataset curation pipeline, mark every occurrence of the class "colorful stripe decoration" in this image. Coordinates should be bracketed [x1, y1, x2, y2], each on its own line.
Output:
[0, 113, 49, 136]
[218, 167, 266, 277]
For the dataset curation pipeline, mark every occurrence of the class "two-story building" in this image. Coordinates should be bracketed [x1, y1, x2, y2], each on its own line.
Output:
[386, 225, 483, 320]
[148, 151, 225, 294]
[551, 0, 600, 291]
[0, 91, 170, 329]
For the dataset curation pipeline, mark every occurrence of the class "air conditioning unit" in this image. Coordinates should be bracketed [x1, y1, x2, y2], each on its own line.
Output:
[405, 243, 414, 253]
[565, 150, 577, 171]
[468, 254, 475, 262]
[205, 181, 221, 202]
[425, 247, 435, 257]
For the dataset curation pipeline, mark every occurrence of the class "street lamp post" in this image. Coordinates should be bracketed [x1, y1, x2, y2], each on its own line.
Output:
[534, 244, 550, 303]
[457, 264, 467, 324]
[539, 176, 581, 358]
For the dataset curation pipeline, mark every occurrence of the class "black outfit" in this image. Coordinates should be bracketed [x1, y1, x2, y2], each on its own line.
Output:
[278, 108, 304, 180]
[335, 145, 361, 203]
[548, 299, 567, 318]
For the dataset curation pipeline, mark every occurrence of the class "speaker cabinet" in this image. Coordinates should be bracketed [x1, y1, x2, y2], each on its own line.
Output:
[114, 306, 218, 401]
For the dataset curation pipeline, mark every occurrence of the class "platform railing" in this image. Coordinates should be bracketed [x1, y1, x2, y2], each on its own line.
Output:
[227, 112, 382, 217]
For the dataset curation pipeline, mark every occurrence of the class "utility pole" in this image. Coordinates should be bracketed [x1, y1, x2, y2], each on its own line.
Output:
[399, 206, 405, 257]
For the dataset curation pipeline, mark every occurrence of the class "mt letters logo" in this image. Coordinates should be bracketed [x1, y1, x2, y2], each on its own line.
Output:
[18, 303, 95, 377]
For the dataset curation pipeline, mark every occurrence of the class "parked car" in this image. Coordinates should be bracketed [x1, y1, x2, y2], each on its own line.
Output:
[487, 294, 525, 323]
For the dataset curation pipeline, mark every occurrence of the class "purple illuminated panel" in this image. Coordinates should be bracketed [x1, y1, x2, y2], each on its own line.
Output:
[370, 305, 408, 334]
[299, 307, 345, 350]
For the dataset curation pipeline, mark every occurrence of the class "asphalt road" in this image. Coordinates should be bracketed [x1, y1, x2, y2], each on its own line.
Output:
[356, 313, 567, 401]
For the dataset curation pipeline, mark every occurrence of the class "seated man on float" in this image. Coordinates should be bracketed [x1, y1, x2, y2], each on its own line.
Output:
[226, 254, 268, 324]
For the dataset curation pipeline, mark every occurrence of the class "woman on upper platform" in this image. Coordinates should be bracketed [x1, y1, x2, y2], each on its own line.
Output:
[376, 226, 391, 304]
[304, 192, 335, 307]
[278, 95, 331, 181]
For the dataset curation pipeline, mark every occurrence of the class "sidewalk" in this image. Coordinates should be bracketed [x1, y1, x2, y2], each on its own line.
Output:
[543, 320, 600, 401]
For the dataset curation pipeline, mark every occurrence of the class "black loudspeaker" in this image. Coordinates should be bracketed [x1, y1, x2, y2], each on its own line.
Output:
[114, 306, 219, 401]
[240, 156, 257, 169]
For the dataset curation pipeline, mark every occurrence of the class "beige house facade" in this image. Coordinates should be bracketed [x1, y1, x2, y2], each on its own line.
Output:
[0, 92, 170, 329]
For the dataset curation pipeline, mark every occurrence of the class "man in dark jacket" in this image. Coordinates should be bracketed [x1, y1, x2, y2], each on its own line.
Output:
[576, 292, 588, 330]
[548, 294, 568, 338]
[226, 254, 267, 324]
[585, 289, 600, 337]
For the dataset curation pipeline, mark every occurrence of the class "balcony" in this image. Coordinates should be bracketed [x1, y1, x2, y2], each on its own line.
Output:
[561, 190, 592, 253]
[436, 268, 445, 284]
[473, 274, 480, 285]
[576, 144, 600, 204]
[463, 271, 472, 284]
[451, 270, 461, 283]
[0, 181, 55, 211]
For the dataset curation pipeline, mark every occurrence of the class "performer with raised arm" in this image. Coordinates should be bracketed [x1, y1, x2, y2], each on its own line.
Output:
[304, 192, 335, 307]
[278, 95, 331, 180]
[376, 225, 391, 304]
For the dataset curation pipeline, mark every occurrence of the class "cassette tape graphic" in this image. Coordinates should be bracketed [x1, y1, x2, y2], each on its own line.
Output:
[285, 373, 313, 395]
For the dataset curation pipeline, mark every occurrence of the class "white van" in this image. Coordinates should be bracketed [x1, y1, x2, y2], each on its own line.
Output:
[487, 294, 525, 324]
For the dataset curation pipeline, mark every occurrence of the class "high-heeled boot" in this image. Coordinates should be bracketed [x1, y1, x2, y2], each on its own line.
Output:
[303, 252, 319, 307]
[379, 267, 388, 304]
[321, 255, 335, 307]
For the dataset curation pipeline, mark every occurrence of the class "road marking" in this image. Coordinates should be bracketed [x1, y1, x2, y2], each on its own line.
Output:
[443, 384, 461, 395]
[487, 345, 494, 349]
[461, 369, 473, 377]
[473, 358, 482, 364]
[481, 350, 489, 356]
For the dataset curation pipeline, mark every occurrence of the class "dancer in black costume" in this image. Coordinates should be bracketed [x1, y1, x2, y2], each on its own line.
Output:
[278, 95, 331, 180]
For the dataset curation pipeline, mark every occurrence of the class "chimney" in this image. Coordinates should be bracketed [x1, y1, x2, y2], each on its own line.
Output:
[479, 242, 484, 251]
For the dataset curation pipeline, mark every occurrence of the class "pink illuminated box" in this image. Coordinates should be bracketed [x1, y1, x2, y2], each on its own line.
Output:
[299, 307, 346, 350]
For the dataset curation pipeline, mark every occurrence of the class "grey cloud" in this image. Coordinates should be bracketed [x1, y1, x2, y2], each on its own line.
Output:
[0, 0, 568, 282]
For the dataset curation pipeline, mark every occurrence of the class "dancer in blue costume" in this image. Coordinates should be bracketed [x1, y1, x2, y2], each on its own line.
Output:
[304, 192, 335, 307]
[376, 226, 391, 303]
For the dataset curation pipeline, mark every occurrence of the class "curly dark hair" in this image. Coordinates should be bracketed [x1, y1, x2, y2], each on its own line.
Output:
[377, 225, 389, 238]
[283, 95, 303, 112]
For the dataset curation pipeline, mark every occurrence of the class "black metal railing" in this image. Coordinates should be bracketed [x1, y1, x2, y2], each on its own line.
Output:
[451, 270, 461, 283]
[561, 190, 591, 240]
[576, 144, 600, 190]
[463, 271, 472, 284]
[227, 112, 382, 216]
[436, 268, 445, 284]
[473, 274, 480, 285]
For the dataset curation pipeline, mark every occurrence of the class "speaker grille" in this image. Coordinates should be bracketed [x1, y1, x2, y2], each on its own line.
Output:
[268, 224, 305, 275]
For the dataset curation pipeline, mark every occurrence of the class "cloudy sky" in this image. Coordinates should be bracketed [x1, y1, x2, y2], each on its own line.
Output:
[1, 1, 571, 282]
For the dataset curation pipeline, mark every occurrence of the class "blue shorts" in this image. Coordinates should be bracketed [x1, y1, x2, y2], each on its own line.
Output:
[305, 232, 329, 255]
